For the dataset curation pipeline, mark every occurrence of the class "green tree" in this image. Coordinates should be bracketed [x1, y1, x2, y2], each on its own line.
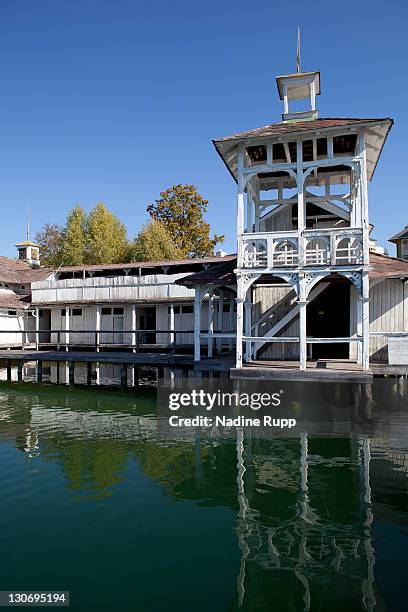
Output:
[85, 202, 128, 264]
[61, 205, 87, 265]
[128, 220, 181, 262]
[34, 223, 64, 268]
[146, 184, 224, 258]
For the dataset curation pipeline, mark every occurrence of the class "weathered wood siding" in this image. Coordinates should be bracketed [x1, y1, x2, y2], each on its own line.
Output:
[43, 300, 235, 348]
[350, 279, 408, 362]
[255, 278, 408, 362]
[263, 207, 293, 232]
[252, 284, 299, 359]
[31, 273, 195, 305]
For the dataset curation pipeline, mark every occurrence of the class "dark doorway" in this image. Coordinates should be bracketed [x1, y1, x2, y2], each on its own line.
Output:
[307, 281, 350, 359]
[38, 309, 51, 344]
[139, 307, 157, 344]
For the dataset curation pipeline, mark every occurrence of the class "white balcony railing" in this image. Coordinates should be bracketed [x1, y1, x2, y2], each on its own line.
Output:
[240, 228, 364, 269]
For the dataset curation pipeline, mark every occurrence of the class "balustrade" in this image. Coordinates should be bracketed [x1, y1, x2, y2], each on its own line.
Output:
[240, 228, 363, 268]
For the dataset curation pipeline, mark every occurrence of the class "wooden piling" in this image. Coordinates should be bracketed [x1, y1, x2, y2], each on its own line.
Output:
[133, 365, 140, 388]
[17, 361, 23, 383]
[69, 361, 75, 386]
[56, 361, 60, 384]
[6, 359, 12, 382]
[87, 361, 93, 386]
[36, 360, 43, 383]
[120, 364, 128, 391]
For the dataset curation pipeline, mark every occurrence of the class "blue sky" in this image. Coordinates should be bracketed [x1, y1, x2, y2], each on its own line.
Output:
[0, 0, 406, 258]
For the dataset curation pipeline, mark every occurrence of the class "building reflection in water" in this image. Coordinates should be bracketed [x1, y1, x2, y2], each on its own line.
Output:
[0, 379, 407, 610]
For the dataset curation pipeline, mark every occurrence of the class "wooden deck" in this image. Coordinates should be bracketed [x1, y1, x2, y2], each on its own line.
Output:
[0, 349, 193, 367]
[0, 351, 406, 385]
[231, 359, 373, 382]
[231, 359, 408, 382]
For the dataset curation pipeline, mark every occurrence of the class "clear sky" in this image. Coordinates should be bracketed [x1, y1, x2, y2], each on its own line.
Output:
[0, 0, 406, 258]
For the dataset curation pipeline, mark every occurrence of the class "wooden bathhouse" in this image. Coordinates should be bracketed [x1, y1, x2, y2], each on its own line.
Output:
[0, 62, 407, 382]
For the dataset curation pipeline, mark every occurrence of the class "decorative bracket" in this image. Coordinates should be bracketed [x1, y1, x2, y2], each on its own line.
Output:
[338, 271, 362, 293]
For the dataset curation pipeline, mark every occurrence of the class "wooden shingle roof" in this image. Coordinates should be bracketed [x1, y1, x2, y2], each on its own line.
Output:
[213, 117, 393, 184]
[369, 253, 408, 278]
[389, 227, 408, 243]
[177, 253, 408, 287]
[213, 118, 391, 142]
[0, 256, 52, 284]
[0, 291, 31, 310]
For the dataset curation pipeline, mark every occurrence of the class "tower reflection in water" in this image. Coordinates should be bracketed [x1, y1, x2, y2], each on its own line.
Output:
[0, 379, 406, 611]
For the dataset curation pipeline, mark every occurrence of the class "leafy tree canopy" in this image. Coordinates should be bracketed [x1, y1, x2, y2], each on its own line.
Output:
[128, 220, 181, 262]
[34, 223, 64, 268]
[146, 184, 224, 258]
[86, 202, 128, 265]
[61, 205, 87, 266]
[35, 203, 129, 267]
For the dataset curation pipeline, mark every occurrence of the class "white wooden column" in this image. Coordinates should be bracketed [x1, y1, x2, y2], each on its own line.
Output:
[296, 140, 305, 266]
[357, 293, 363, 366]
[244, 293, 252, 362]
[35, 307, 40, 350]
[246, 194, 253, 233]
[131, 304, 136, 352]
[237, 145, 245, 266]
[194, 288, 202, 362]
[216, 290, 224, 353]
[169, 303, 175, 347]
[254, 202, 260, 232]
[358, 132, 370, 264]
[229, 294, 235, 351]
[299, 276, 307, 370]
[207, 290, 214, 358]
[96, 304, 101, 352]
[65, 307, 70, 351]
[236, 277, 245, 368]
[362, 271, 370, 371]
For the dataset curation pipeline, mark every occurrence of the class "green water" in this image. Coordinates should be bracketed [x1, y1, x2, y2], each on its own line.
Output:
[0, 381, 407, 611]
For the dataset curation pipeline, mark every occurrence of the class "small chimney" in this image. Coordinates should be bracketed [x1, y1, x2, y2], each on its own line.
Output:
[215, 249, 227, 258]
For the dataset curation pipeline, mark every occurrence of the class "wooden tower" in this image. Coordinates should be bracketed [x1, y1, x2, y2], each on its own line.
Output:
[213, 66, 392, 370]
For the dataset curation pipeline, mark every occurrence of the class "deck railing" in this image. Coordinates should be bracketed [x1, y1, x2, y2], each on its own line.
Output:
[240, 228, 364, 268]
[0, 328, 235, 353]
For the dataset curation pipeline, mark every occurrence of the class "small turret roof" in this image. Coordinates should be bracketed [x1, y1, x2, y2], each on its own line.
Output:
[389, 226, 408, 243]
[15, 240, 40, 247]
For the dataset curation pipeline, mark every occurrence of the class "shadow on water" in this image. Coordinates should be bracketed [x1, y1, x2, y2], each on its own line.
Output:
[0, 379, 407, 611]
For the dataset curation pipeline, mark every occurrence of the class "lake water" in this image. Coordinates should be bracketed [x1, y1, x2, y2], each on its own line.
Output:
[0, 380, 407, 611]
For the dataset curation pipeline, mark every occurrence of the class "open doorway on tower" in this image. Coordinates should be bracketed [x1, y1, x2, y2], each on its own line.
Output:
[307, 279, 350, 359]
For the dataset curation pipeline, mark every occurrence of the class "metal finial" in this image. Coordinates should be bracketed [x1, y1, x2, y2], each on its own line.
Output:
[296, 27, 301, 73]
[27, 203, 30, 241]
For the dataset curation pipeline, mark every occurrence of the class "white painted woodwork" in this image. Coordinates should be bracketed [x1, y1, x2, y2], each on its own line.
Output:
[388, 337, 408, 365]
[0, 309, 27, 347]
[194, 290, 202, 362]
[362, 271, 370, 370]
[217, 291, 224, 352]
[169, 303, 175, 346]
[207, 290, 214, 358]
[30, 273, 195, 305]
